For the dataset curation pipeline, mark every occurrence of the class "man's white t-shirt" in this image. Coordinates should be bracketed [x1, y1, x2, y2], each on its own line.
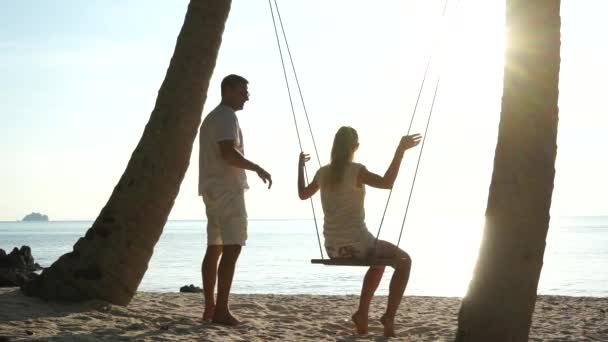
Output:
[198, 104, 249, 194]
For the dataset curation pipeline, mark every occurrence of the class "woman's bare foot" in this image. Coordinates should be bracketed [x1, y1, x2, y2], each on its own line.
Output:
[381, 314, 396, 337]
[352, 311, 368, 334]
[202, 305, 215, 321]
[212, 310, 241, 326]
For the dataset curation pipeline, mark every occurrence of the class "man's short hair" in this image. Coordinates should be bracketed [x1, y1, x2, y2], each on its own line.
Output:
[221, 74, 248, 95]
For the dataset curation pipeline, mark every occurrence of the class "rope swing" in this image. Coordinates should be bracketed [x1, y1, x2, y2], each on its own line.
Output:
[268, 0, 459, 266]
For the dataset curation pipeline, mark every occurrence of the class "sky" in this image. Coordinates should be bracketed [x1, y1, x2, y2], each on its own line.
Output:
[1, 0, 608, 226]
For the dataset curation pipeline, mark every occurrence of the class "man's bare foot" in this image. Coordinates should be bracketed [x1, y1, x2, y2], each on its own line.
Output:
[212, 310, 241, 326]
[381, 314, 396, 338]
[352, 311, 368, 334]
[202, 305, 215, 321]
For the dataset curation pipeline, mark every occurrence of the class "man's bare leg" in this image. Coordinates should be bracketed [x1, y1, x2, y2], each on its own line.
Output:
[202, 245, 223, 321]
[352, 265, 385, 334]
[212, 244, 242, 325]
[374, 240, 412, 337]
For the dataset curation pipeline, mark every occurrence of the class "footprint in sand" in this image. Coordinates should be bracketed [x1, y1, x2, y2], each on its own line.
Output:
[323, 322, 347, 330]
[231, 303, 264, 310]
[277, 315, 299, 323]
[124, 323, 147, 330]
[406, 326, 433, 335]
[265, 304, 286, 311]
[293, 323, 309, 331]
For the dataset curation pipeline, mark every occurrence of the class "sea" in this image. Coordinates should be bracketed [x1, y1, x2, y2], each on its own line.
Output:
[1, 216, 606, 297]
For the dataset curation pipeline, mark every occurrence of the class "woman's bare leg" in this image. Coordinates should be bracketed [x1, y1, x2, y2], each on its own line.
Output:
[353, 265, 385, 334]
[373, 240, 412, 337]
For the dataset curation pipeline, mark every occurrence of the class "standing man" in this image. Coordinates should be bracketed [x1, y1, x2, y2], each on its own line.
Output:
[199, 74, 272, 325]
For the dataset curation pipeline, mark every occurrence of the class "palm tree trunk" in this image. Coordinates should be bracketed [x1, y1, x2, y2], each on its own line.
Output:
[455, 1, 561, 340]
[23, 0, 232, 305]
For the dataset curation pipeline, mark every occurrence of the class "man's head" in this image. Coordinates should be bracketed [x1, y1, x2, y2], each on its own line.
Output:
[221, 74, 249, 111]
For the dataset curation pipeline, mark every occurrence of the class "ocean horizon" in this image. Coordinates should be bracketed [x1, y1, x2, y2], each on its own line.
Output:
[1, 216, 607, 298]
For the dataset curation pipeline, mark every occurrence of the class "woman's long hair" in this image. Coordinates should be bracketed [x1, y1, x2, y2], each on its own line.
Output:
[326, 126, 358, 189]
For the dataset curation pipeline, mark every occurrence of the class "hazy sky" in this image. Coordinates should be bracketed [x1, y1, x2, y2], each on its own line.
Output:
[1, 0, 607, 227]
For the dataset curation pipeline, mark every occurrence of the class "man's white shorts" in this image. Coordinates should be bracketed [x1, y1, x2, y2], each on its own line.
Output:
[202, 187, 248, 246]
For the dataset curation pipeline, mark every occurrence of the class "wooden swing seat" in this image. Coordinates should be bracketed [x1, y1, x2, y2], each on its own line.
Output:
[310, 257, 407, 267]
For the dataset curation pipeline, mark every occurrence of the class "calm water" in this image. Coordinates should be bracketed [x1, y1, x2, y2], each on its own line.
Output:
[0, 216, 606, 297]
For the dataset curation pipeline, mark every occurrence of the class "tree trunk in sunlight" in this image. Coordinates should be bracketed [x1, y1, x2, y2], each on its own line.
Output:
[22, 0, 232, 305]
[455, 1, 561, 341]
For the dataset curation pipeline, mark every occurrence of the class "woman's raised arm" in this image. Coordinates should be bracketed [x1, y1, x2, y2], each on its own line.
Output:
[358, 134, 422, 189]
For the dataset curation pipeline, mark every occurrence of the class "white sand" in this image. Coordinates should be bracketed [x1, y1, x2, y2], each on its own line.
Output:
[0, 288, 606, 341]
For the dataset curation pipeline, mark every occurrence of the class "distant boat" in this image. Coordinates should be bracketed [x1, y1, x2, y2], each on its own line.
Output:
[22, 212, 49, 222]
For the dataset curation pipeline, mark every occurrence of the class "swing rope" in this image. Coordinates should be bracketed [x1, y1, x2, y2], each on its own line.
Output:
[268, 0, 324, 258]
[272, 0, 322, 169]
[268, 0, 461, 261]
[395, 0, 464, 248]
[397, 77, 441, 247]
[373, 0, 449, 247]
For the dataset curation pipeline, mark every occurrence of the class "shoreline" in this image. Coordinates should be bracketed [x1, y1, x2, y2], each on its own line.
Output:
[1, 288, 607, 341]
[4, 215, 608, 222]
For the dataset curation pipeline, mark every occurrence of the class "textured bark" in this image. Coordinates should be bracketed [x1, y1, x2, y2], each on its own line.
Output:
[455, 1, 561, 341]
[22, 0, 232, 305]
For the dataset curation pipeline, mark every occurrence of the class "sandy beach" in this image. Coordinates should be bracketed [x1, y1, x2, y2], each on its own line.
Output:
[0, 288, 606, 341]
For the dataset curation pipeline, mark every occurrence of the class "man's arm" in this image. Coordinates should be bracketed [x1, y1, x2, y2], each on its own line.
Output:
[219, 140, 272, 188]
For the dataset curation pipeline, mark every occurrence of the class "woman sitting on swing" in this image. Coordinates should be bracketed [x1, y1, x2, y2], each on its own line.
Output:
[297, 126, 422, 337]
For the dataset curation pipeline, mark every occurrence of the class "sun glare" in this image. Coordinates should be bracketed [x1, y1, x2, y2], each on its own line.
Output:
[436, 1, 506, 84]
[401, 215, 485, 296]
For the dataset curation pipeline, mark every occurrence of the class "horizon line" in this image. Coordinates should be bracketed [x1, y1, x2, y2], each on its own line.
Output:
[3, 215, 608, 223]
